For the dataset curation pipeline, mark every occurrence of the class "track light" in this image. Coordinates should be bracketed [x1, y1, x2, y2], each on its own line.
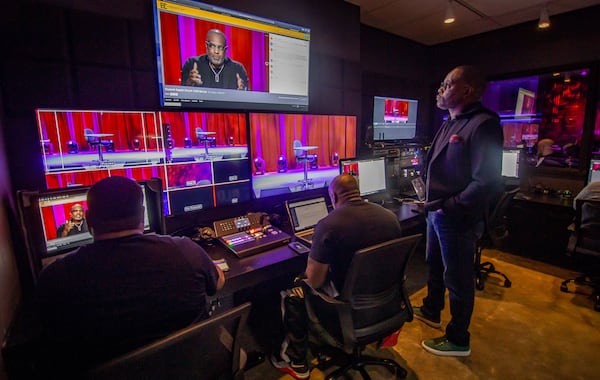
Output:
[538, 5, 550, 29]
[444, 0, 456, 24]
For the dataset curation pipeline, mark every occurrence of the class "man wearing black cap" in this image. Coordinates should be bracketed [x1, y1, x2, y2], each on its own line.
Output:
[35, 176, 224, 377]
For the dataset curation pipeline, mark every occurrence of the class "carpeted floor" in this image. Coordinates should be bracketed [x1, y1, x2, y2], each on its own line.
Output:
[244, 249, 600, 379]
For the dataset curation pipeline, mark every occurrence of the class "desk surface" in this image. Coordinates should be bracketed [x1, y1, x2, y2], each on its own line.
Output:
[514, 191, 573, 208]
[205, 202, 424, 295]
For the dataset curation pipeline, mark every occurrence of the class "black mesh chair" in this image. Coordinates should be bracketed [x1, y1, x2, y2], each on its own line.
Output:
[86, 302, 251, 380]
[560, 198, 600, 312]
[475, 187, 519, 290]
[301, 234, 422, 380]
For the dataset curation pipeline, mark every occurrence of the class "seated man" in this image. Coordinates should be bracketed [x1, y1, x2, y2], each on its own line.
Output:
[35, 176, 224, 377]
[56, 203, 89, 237]
[270, 174, 403, 379]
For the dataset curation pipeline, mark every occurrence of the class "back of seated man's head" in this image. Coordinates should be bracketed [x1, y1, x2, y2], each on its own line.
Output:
[329, 174, 361, 207]
[86, 176, 144, 236]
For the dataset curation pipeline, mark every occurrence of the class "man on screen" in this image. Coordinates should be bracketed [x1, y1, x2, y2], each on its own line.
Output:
[181, 29, 249, 90]
[56, 203, 89, 237]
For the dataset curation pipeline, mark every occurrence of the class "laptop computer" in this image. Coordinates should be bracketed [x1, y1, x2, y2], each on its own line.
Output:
[285, 196, 330, 247]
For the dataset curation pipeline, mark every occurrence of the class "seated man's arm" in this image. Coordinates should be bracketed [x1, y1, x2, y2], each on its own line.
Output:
[305, 256, 329, 290]
[215, 265, 225, 290]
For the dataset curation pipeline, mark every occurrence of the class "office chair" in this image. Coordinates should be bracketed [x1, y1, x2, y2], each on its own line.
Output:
[84, 128, 112, 162]
[293, 140, 317, 168]
[560, 198, 600, 312]
[301, 234, 422, 380]
[475, 187, 519, 290]
[86, 302, 251, 380]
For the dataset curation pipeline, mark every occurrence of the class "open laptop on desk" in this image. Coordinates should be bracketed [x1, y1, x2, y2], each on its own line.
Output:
[285, 196, 329, 247]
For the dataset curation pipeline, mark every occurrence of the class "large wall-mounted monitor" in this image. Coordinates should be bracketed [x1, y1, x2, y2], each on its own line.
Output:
[152, 0, 310, 111]
[372, 96, 418, 141]
[249, 113, 357, 199]
[16, 178, 165, 281]
[37, 109, 252, 216]
[339, 157, 387, 197]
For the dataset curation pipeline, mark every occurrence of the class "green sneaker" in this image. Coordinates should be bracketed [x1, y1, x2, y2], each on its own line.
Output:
[413, 306, 442, 329]
[422, 336, 471, 357]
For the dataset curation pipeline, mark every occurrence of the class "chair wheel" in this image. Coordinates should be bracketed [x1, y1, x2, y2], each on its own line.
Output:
[504, 279, 512, 288]
[560, 283, 569, 293]
[476, 276, 484, 290]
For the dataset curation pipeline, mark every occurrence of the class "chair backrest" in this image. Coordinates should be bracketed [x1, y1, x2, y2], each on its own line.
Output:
[571, 198, 600, 256]
[340, 234, 422, 345]
[293, 139, 303, 157]
[86, 302, 251, 380]
[84, 128, 98, 144]
[485, 187, 519, 247]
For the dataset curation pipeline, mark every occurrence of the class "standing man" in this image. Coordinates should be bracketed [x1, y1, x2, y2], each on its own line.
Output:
[414, 66, 503, 356]
[181, 29, 249, 90]
[35, 176, 224, 377]
[56, 203, 89, 237]
[270, 174, 402, 379]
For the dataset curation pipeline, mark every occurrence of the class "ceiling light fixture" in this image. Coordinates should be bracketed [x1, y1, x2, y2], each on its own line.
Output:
[538, 4, 550, 29]
[444, 0, 456, 24]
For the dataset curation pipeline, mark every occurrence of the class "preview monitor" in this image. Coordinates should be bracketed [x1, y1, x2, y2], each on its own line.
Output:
[339, 157, 387, 197]
[37, 109, 252, 216]
[372, 96, 418, 141]
[16, 178, 165, 280]
[153, 0, 310, 111]
[502, 149, 520, 178]
[588, 158, 600, 184]
[249, 113, 357, 198]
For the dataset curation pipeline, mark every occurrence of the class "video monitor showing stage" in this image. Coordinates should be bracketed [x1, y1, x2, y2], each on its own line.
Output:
[249, 113, 356, 198]
[372, 96, 418, 141]
[37, 109, 251, 216]
[153, 0, 310, 111]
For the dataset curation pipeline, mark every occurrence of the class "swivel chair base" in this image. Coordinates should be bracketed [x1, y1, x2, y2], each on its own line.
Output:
[560, 276, 600, 312]
[315, 346, 407, 380]
[475, 246, 512, 290]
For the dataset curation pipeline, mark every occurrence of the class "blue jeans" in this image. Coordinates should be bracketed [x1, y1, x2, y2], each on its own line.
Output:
[422, 211, 483, 346]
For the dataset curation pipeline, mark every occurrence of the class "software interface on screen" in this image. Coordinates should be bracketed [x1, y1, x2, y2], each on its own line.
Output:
[340, 158, 387, 196]
[502, 150, 520, 178]
[153, 0, 310, 111]
[372, 96, 418, 140]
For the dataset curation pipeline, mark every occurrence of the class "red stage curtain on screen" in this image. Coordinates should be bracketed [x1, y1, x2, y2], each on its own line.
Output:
[158, 112, 247, 148]
[40, 111, 154, 154]
[250, 114, 356, 173]
[159, 12, 261, 90]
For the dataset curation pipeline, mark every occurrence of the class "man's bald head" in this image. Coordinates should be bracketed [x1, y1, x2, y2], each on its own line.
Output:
[328, 174, 361, 208]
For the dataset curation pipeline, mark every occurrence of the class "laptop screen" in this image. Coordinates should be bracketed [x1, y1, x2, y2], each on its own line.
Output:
[286, 197, 329, 233]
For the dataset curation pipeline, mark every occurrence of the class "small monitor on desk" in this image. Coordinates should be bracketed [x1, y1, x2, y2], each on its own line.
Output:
[339, 157, 387, 198]
[587, 158, 600, 184]
[16, 178, 165, 281]
[502, 149, 520, 179]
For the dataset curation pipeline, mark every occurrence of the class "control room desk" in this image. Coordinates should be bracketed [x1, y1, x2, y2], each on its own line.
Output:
[507, 191, 574, 267]
[2, 204, 426, 378]
[205, 202, 426, 298]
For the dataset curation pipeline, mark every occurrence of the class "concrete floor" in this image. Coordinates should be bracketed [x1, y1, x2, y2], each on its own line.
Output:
[244, 249, 600, 379]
